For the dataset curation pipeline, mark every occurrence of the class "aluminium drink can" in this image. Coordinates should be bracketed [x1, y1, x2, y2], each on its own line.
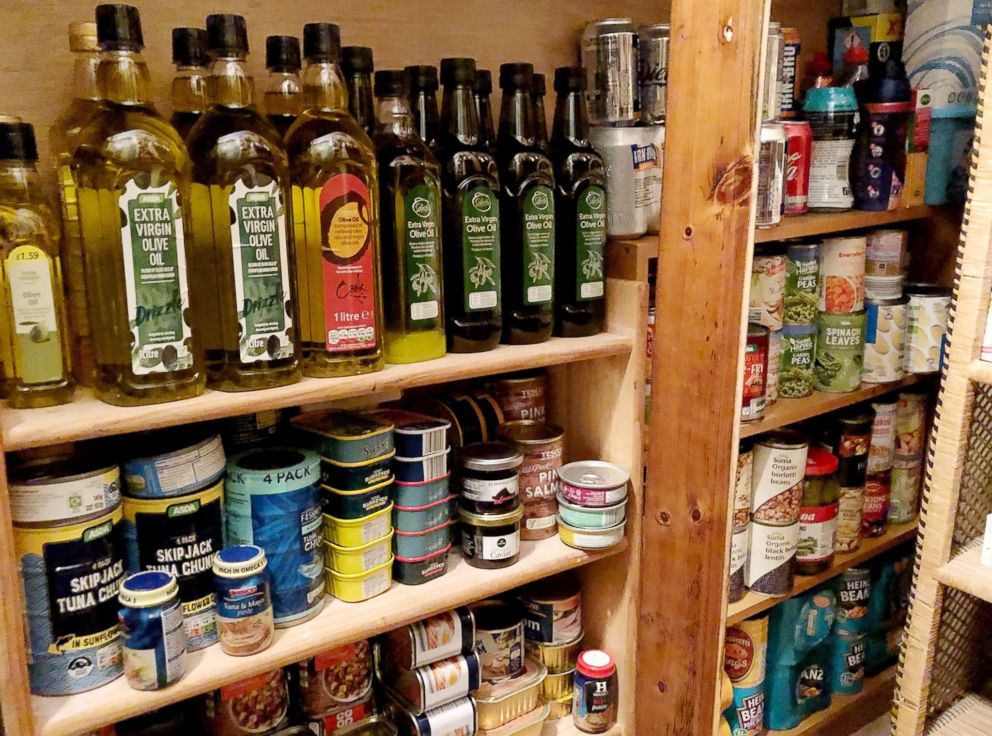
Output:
[589, 125, 661, 238]
[780, 28, 801, 118]
[757, 123, 786, 228]
[783, 121, 812, 215]
[638, 23, 670, 124]
[762, 22, 784, 122]
[582, 18, 638, 126]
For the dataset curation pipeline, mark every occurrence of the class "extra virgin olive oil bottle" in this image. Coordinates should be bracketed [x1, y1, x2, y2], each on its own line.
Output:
[373, 70, 446, 364]
[406, 65, 440, 152]
[264, 35, 303, 138]
[285, 23, 384, 376]
[531, 73, 550, 154]
[437, 57, 502, 352]
[496, 63, 555, 344]
[73, 4, 203, 406]
[550, 67, 606, 337]
[185, 14, 300, 391]
[169, 28, 209, 140]
[342, 46, 376, 138]
[0, 121, 73, 407]
[474, 69, 497, 157]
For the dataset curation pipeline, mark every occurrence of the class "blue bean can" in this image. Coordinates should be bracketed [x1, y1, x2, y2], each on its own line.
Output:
[118, 570, 187, 691]
[829, 631, 866, 695]
[225, 448, 325, 627]
[213, 545, 274, 656]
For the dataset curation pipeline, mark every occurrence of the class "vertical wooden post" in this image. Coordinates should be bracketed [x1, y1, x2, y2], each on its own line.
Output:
[636, 0, 768, 733]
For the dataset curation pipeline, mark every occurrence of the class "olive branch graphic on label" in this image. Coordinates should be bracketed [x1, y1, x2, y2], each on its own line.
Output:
[470, 257, 496, 288]
[411, 263, 439, 297]
[528, 252, 552, 282]
[582, 249, 604, 280]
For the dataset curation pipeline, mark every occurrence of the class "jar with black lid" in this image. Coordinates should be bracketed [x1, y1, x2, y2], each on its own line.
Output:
[456, 441, 523, 514]
[459, 504, 524, 569]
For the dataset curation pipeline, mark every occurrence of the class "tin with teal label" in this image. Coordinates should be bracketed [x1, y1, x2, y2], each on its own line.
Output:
[779, 324, 817, 399]
[213, 545, 274, 656]
[829, 631, 866, 695]
[292, 412, 395, 464]
[784, 242, 819, 325]
[119, 570, 187, 691]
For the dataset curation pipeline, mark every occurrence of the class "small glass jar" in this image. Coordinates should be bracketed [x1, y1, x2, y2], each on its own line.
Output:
[796, 447, 840, 575]
[213, 545, 275, 656]
[458, 503, 524, 569]
[456, 442, 523, 514]
[118, 570, 187, 691]
[573, 649, 618, 733]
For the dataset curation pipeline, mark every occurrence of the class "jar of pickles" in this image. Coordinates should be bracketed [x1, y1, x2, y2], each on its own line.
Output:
[796, 448, 840, 575]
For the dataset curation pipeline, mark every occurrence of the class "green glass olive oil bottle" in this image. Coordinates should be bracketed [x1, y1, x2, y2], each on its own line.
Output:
[342, 46, 376, 139]
[169, 28, 209, 141]
[0, 120, 73, 407]
[264, 35, 303, 139]
[285, 23, 384, 377]
[405, 65, 441, 152]
[185, 14, 300, 391]
[73, 4, 204, 406]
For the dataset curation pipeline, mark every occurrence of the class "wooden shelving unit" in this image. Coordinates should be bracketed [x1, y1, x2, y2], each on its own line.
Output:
[769, 667, 898, 736]
[543, 721, 622, 736]
[753, 206, 937, 243]
[935, 540, 992, 606]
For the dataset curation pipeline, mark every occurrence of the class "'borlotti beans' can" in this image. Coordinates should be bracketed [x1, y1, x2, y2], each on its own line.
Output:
[723, 616, 768, 736]
[819, 236, 866, 314]
[863, 296, 907, 384]
[10, 456, 121, 526]
[904, 283, 952, 374]
[751, 431, 807, 526]
[742, 325, 769, 422]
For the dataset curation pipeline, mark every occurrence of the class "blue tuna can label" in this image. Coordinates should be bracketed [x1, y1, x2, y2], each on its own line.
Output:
[123, 432, 226, 498]
[118, 570, 187, 690]
[15, 508, 126, 695]
[226, 448, 325, 626]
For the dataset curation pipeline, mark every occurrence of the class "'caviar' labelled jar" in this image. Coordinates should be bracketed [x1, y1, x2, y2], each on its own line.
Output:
[213, 545, 275, 657]
[573, 649, 619, 733]
[118, 570, 187, 691]
[796, 448, 840, 575]
[459, 503, 524, 569]
[456, 442, 523, 514]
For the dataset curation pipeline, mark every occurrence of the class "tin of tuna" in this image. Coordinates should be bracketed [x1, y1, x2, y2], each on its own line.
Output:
[363, 408, 449, 458]
[213, 545, 274, 657]
[10, 456, 121, 526]
[557, 461, 629, 508]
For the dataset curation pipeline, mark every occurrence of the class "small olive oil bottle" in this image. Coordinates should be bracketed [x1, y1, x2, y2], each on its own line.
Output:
[341, 46, 376, 138]
[185, 14, 300, 391]
[264, 35, 303, 139]
[169, 27, 209, 141]
[0, 120, 73, 407]
[406, 65, 441, 152]
[474, 69, 497, 157]
[531, 72, 550, 154]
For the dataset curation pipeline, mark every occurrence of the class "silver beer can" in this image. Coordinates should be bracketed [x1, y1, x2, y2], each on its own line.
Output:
[638, 23, 670, 124]
[757, 122, 786, 228]
[762, 22, 784, 122]
[589, 125, 662, 239]
[582, 18, 638, 127]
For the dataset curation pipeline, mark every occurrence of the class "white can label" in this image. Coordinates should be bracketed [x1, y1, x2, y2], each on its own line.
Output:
[481, 532, 520, 560]
[462, 475, 518, 504]
[746, 521, 799, 588]
[419, 698, 477, 734]
[867, 403, 897, 475]
[863, 302, 906, 384]
[417, 657, 472, 711]
[11, 467, 120, 524]
[809, 139, 855, 209]
[730, 527, 749, 577]
[410, 611, 464, 665]
[904, 294, 951, 374]
[751, 442, 807, 523]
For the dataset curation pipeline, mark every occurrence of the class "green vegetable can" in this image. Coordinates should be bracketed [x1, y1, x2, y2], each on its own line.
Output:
[784, 242, 819, 325]
[815, 312, 865, 393]
[779, 325, 817, 399]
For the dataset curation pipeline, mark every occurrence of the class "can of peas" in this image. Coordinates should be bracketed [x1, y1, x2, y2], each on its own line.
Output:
[778, 324, 817, 399]
[784, 242, 819, 325]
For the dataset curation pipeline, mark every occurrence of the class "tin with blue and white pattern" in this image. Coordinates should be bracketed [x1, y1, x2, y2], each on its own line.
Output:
[118, 570, 187, 691]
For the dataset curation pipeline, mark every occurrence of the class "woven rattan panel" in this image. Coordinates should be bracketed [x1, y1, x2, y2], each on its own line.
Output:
[952, 383, 992, 549]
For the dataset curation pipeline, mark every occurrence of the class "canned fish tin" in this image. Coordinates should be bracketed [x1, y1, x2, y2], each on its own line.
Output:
[11, 456, 121, 527]
[222, 410, 282, 451]
[324, 556, 393, 603]
[225, 448, 325, 627]
[762, 22, 783, 122]
[384, 653, 483, 714]
[756, 124, 786, 228]
[16, 506, 125, 695]
[829, 632, 866, 695]
[733, 444, 754, 531]
[380, 607, 476, 670]
[868, 397, 898, 475]
[123, 431, 226, 499]
[890, 457, 922, 524]
[835, 567, 871, 635]
[322, 477, 394, 521]
[204, 669, 290, 736]
[395, 449, 450, 484]
[723, 617, 768, 736]
[118, 570, 186, 690]
[471, 392, 505, 441]
[746, 520, 798, 595]
[471, 599, 525, 682]
[784, 242, 819, 326]
[497, 421, 564, 539]
[487, 371, 547, 422]
[296, 641, 373, 717]
[815, 311, 866, 393]
[729, 525, 750, 604]
[779, 324, 817, 399]
[456, 442, 522, 514]
[582, 18, 638, 126]
[752, 431, 807, 525]
[589, 125, 661, 239]
[638, 23, 669, 124]
[321, 451, 395, 492]
[213, 546, 274, 657]
[573, 650, 618, 733]
[292, 412, 395, 464]
[866, 229, 907, 277]
[767, 329, 782, 404]
[742, 324, 769, 422]
[519, 573, 582, 644]
[527, 629, 583, 674]
[904, 283, 952, 374]
[819, 237, 866, 314]
[864, 297, 907, 383]
[363, 409, 449, 458]
[557, 461, 630, 507]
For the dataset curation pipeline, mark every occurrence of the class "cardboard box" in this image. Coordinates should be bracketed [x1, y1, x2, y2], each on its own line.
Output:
[830, 13, 905, 79]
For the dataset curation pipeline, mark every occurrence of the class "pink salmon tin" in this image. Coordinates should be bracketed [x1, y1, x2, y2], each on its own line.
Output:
[556, 461, 630, 508]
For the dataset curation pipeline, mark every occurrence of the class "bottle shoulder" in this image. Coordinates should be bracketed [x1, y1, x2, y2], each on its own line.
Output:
[186, 106, 289, 182]
[73, 102, 191, 178]
[50, 99, 103, 155]
[285, 111, 378, 174]
[0, 199, 60, 254]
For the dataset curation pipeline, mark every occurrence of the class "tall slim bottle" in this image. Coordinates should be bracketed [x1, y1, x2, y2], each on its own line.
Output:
[264, 35, 302, 138]
[50, 20, 101, 385]
[374, 70, 446, 363]
[0, 120, 74, 407]
[496, 63, 555, 344]
[531, 72, 550, 154]
[437, 57, 502, 352]
[285, 23, 384, 376]
[406, 65, 440, 152]
[550, 66, 606, 337]
[169, 27, 209, 140]
[474, 69, 497, 156]
[342, 46, 375, 138]
[74, 4, 203, 405]
[185, 13, 300, 391]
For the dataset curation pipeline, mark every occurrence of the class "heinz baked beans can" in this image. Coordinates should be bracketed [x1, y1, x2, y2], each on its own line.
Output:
[723, 617, 768, 735]
[819, 237, 866, 314]
[742, 325, 769, 422]
[751, 431, 807, 525]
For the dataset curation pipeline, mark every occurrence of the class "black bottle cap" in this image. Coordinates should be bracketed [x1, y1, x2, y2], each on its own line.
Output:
[266, 35, 301, 72]
[374, 69, 410, 97]
[341, 46, 374, 75]
[172, 28, 208, 67]
[0, 121, 38, 161]
[554, 66, 586, 93]
[405, 65, 438, 92]
[303, 23, 341, 62]
[532, 73, 546, 97]
[440, 58, 476, 86]
[206, 14, 249, 56]
[474, 69, 493, 95]
[95, 4, 143, 51]
[499, 63, 533, 91]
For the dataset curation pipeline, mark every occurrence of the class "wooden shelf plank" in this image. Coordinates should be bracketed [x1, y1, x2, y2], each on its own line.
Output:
[753, 206, 937, 243]
[928, 693, 992, 735]
[33, 537, 627, 736]
[1, 334, 632, 451]
[740, 376, 928, 439]
[543, 720, 622, 735]
[727, 521, 919, 625]
[768, 666, 897, 736]
[936, 539, 992, 603]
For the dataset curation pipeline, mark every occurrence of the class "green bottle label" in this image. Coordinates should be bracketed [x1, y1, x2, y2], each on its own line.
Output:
[119, 179, 194, 376]
[4, 245, 63, 384]
[229, 179, 294, 363]
[461, 186, 501, 313]
[402, 183, 442, 323]
[575, 185, 606, 301]
[522, 185, 555, 306]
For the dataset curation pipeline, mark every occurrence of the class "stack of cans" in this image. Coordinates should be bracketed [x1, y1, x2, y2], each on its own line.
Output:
[890, 391, 928, 523]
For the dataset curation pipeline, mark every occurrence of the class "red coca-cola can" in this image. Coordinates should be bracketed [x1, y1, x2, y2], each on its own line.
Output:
[783, 121, 812, 215]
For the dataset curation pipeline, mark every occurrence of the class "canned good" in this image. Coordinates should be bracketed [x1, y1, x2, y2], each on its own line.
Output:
[296, 641, 373, 717]
[589, 125, 662, 239]
[733, 444, 754, 531]
[222, 410, 282, 451]
[865, 229, 907, 277]
[526, 629, 583, 674]
[487, 371, 547, 423]
[815, 311, 866, 393]
[394, 449, 450, 484]
[572, 650, 618, 734]
[471, 599, 525, 683]
[456, 442, 523, 514]
[783, 122, 812, 215]
[204, 669, 290, 736]
[292, 412, 395, 465]
[548, 693, 573, 721]
[394, 474, 450, 509]
[784, 241, 818, 325]
[321, 476, 394, 521]
[379, 607, 476, 670]
[542, 667, 574, 702]
[10, 456, 121, 527]
[819, 237, 866, 314]
[820, 409, 874, 488]
[780, 28, 801, 119]
[582, 18, 638, 126]
[518, 573, 582, 644]
[497, 421, 564, 540]
[382, 652, 482, 714]
[118, 570, 186, 691]
[756, 124, 786, 228]
[742, 324, 769, 422]
[304, 694, 376, 735]
[394, 544, 451, 586]
[895, 391, 929, 458]
[904, 283, 952, 374]
[459, 504, 523, 569]
[470, 392, 506, 441]
[362, 409, 449, 458]
[767, 329, 782, 404]
[382, 695, 478, 736]
[324, 556, 394, 603]
[890, 457, 922, 523]
[728, 525, 750, 603]
[638, 23, 669, 124]
[746, 520, 798, 595]
[556, 461, 629, 507]
[752, 431, 807, 525]
[122, 430, 226, 499]
[556, 494, 627, 529]
[835, 567, 871, 635]
[829, 632, 866, 695]
[836, 485, 865, 552]
[723, 617, 768, 736]
[779, 324, 817, 399]
[334, 715, 397, 736]
[392, 496, 449, 535]
[868, 397, 898, 475]
[864, 297, 907, 383]
[865, 274, 905, 301]
[213, 545, 274, 657]
[321, 451, 395, 492]
[557, 518, 626, 550]
[762, 22, 784, 122]
[393, 520, 451, 559]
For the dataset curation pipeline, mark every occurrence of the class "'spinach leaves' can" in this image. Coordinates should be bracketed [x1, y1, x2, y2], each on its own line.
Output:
[10, 456, 121, 527]
[118, 569, 187, 691]
[815, 311, 865, 393]
[122, 430, 226, 498]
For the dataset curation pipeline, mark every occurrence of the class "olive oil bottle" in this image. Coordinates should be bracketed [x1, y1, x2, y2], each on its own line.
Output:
[474, 69, 497, 156]
[406, 65, 440, 152]
[374, 70, 446, 364]
[170, 28, 209, 141]
[550, 67, 606, 337]
[185, 14, 300, 391]
[73, 4, 203, 406]
[342, 46, 375, 138]
[437, 57, 502, 352]
[285, 23, 384, 376]
[50, 20, 101, 385]
[531, 73, 550, 154]
[264, 35, 302, 138]
[496, 63, 555, 344]
[0, 120, 73, 407]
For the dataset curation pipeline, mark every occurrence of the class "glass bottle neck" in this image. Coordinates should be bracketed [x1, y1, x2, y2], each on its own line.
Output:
[346, 73, 374, 128]
[97, 49, 153, 106]
[171, 65, 208, 114]
[208, 55, 255, 108]
[498, 89, 535, 144]
[264, 71, 302, 116]
[552, 92, 589, 144]
[71, 51, 101, 102]
[441, 85, 480, 144]
[0, 162, 41, 203]
[412, 90, 439, 138]
[376, 95, 416, 138]
[301, 61, 347, 112]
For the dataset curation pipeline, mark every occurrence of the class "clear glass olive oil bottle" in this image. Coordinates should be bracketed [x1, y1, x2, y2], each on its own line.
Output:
[474, 69, 497, 157]
[406, 65, 441, 152]
[169, 28, 209, 141]
[531, 72, 550, 154]
[185, 14, 300, 391]
[285, 23, 384, 377]
[50, 20, 101, 385]
[73, 4, 203, 406]
[550, 67, 606, 337]
[342, 46, 376, 138]
[0, 120, 73, 407]
[496, 63, 555, 344]
[374, 70, 446, 364]
[264, 35, 302, 139]
[437, 57, 502, 352]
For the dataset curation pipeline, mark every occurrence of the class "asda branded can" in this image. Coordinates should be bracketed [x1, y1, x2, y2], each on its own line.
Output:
[815, 311, 865, 393]
[10, 456, 121, 527]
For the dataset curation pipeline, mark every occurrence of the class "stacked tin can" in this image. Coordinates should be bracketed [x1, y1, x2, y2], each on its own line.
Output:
[830, 568, 871, 696]
[746, 244, 786, 418]
[903, 283, 953, 375]
[864, 230, 909, 384]
[863, 396, 897, 537]
[890, 391, 929, 523]
[756, 22, 789, 228]
[729, 443, 754, 603]
[819, 409, 874, 553]
[816, 236, 867, 393]
[294, 640, 376, 732]
[555, 461, 630, 550]
[780, 241, 820, 399]
[723, 615, 769, 734]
